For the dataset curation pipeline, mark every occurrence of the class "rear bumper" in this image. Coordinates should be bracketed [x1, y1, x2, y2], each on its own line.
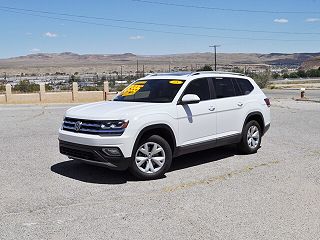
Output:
[59, 140, 131, 171]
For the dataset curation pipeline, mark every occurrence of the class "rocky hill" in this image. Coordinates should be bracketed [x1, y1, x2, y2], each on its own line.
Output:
[300, 56, 320, 70]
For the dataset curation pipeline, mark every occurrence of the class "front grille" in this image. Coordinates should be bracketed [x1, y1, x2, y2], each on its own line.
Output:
[62, 117, 124, 136]
[60, 146, 95, 160]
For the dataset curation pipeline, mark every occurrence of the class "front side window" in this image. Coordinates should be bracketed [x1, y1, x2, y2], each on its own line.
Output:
[182, 78, 210, 101]
[114, 79, 185, 103]
[213, 78, 236, 98]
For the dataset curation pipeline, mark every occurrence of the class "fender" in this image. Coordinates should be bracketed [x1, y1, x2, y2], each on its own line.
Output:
[242, 111, 265, 133]
[132, 124, 177, 156]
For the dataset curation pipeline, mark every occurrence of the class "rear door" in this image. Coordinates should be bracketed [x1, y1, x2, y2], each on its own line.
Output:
[211, 77, 245, 138]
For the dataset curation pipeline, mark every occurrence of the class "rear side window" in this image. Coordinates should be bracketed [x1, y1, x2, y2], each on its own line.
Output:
[213, 78, 236, 98]
[183, 78, 210, 101]
[236, 78, 254, 95]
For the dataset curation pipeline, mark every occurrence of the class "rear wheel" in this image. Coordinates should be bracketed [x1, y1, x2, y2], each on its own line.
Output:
[238, 120, 261, 154]
[129, 135, 172, 180]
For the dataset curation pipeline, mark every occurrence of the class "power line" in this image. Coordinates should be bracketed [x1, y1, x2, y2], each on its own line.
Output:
[0, 5, 319, 35]
[131, 0, 320, 14]
[0, 8, 319, 42]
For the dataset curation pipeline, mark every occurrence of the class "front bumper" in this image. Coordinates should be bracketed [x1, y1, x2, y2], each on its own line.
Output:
[58, 128, 134, 158]
[59, 140, 131, 171]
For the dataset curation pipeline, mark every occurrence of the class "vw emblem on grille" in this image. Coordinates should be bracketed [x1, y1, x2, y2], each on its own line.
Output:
[74, 121, 82, 131]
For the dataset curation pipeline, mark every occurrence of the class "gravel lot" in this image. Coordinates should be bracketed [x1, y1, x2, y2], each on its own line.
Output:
[1, 91, 320, 240]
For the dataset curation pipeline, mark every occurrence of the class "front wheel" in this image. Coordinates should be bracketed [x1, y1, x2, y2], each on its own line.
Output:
[238, 120, 262, 154]
[129, 135, 172, 180]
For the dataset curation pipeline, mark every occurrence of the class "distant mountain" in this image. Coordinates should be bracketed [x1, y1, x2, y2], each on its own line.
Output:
[1, 52, 320, 74]
[7, 52, 137, 63]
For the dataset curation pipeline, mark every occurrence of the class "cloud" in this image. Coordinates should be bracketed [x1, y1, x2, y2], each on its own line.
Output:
[305, 18, 320, 23]
[44, 32, 58, 38]
[30, 48, 41, 52]
[273, 18, 288, 24]
[129, 35, 144, 40]
[26, 32, 32, 36]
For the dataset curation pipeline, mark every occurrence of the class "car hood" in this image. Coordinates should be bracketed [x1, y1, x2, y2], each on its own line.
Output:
[65, 101, 164, 120]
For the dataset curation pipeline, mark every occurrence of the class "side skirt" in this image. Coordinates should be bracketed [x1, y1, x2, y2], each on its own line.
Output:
[174, 134, 241, 157]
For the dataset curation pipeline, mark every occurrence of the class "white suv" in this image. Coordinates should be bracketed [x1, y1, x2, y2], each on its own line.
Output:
[59, 71, 270, 180]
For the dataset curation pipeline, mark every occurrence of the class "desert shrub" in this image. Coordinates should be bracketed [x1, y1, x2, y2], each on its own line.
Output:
[268, 85, 277, 89]
[248, 72, 271, 89]
[79, 86, 102, 91]
[116, 84, 127, 92]
[0, 84, 5, 93]
[197, 65, 213, 71]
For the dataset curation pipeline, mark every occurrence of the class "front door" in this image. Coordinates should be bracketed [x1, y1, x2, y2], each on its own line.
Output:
[177, 78, 217, 146]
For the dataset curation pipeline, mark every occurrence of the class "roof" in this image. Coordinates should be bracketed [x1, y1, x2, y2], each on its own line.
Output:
[145, 71, 245, 78]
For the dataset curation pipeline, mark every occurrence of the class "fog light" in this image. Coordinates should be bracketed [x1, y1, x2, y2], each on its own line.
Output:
[102, 147, 122, 157]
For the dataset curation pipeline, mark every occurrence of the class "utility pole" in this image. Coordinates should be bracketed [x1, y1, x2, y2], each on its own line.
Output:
[209, 45, 221, 71]
[120, 65, 123, 80]
[142, 65, 145, 76]
[136, 60, 139, 78]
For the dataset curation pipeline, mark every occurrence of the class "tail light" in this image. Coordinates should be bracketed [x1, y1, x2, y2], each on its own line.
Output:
[264, 98, 271, 107]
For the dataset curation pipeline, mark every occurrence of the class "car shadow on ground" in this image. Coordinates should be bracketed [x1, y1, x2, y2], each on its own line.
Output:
[51, 145, 238, 184]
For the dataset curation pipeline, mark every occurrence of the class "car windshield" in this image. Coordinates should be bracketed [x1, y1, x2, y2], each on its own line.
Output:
[114, 79, 185, 103]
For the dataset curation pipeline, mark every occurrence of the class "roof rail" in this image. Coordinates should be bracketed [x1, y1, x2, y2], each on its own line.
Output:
[145, 72, 192, 77]
[189, 71, 245, 76]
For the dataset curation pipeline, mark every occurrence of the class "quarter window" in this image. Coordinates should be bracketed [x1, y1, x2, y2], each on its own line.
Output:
[183, 78, 210, 101]
[236, 78, 254, 95]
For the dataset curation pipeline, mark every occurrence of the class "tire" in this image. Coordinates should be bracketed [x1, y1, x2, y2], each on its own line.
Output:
[238, 120, 262, 154]
[129, 135, 172, 180]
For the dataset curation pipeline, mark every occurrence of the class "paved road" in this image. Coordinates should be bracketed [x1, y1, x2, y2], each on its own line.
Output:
[1, 100, 320, 240]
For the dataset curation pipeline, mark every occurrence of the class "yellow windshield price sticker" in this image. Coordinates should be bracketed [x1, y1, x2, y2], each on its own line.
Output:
[169, 80, 183, 85]
[136, 81, 147, 84]
[121, 82, 145, 96]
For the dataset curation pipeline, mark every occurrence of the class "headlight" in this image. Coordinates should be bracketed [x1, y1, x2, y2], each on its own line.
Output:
[100, 120, 129, 130]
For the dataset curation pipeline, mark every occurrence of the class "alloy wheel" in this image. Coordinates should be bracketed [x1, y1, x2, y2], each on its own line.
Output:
[135, 142, 166, 174]
[247, 125, 260, 149]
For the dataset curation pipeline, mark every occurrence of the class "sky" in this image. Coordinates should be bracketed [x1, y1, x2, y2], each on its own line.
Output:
[0, 0, 320, 58]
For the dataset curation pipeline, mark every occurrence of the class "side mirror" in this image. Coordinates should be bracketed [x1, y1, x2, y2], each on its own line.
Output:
[180, 94, 200, 104]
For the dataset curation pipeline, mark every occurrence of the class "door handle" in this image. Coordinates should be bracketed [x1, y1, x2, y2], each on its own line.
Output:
[237, 102, 243, 107]
[208, 106, 215, 111]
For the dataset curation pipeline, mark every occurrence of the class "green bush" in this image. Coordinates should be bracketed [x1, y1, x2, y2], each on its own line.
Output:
[0, 84, 6, 93]
[13, 80, 40, 93]
[289, 72, 299, 78]
[272, 72, 280, 79]
[306, 69, 320, 78]
[45, 84, 53, 91]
